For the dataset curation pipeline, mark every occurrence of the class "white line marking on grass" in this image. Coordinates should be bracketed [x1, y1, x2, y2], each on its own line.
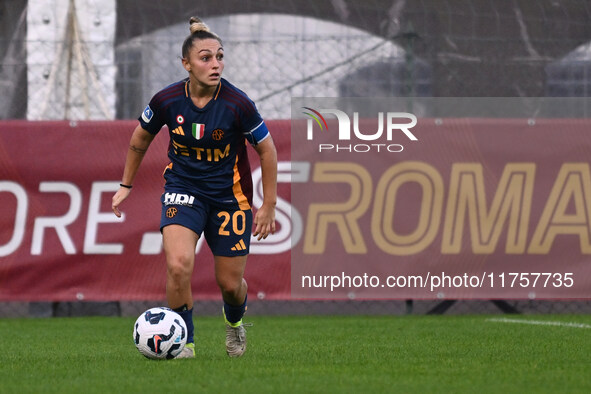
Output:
[486, 317, 591, 329]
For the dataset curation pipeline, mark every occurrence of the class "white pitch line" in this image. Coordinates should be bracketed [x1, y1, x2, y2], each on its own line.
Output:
[486, 317, 591, 329]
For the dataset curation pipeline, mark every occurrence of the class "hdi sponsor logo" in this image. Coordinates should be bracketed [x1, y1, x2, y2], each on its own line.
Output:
[302, 107, 418, 153]
[164, 192, 195, 206]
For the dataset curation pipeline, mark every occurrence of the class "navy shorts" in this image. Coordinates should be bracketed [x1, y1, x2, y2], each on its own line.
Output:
[160, 191, 252, 256]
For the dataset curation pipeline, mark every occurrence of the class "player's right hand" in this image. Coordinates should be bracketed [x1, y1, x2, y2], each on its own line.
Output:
[112, 187, 131, 218]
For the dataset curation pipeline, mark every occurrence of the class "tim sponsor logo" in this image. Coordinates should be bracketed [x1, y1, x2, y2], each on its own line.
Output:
[302, 107, 418, 153]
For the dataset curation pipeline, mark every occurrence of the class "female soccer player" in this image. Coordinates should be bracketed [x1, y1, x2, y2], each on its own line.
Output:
[111, 17, 277, 358]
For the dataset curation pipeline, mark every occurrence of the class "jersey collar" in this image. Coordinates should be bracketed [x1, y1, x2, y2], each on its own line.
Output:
[184, 79, 223, 112]
[184, 79, 222, 101]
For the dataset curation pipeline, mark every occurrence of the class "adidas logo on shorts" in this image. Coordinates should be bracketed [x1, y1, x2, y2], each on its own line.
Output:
[231, 239, 247, 251]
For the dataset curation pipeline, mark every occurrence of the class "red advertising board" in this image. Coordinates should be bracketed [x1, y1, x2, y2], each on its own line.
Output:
[0, 120, 292, 301]
[3, 118, 591, 301]
[291, 117, 591, 299]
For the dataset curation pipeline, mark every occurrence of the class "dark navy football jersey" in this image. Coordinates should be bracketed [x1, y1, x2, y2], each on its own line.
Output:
[138, 78, 270, 209]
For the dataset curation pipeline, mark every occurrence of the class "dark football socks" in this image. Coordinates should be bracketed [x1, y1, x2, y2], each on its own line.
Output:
[173, 305, 194, 344]
[223, 294, 247, 325]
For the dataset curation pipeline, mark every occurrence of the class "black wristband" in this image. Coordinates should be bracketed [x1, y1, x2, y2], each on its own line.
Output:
[120, 183, 132, 189]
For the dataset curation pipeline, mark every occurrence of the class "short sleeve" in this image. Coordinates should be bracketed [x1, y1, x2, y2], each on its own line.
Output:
[138, 96, 166, 135]
[241, 100, 270, 146]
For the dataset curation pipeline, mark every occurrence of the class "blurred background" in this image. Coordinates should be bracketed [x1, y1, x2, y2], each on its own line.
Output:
[2, 0, 591, 317]
[4, 0, 591, 121]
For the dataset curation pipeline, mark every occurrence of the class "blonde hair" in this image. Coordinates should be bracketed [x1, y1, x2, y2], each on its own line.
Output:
[182, 16, 222, 58]
[189, 17, 211, 34]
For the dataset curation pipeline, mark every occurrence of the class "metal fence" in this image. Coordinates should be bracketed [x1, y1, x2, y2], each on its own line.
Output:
[3, 0, 591, 120]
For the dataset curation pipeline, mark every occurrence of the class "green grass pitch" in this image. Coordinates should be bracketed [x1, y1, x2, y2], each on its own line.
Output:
[1, 314, 590, 393]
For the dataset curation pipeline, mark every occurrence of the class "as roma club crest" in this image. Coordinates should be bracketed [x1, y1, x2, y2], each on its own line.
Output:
[166, 207, 178, 218]
[212, 129, 224, 141]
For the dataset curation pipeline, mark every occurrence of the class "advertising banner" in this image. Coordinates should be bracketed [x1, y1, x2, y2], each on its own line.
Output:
[4, 102, 591, 301]
[291, 98, 591, 299]
[0, 120, 292, 301]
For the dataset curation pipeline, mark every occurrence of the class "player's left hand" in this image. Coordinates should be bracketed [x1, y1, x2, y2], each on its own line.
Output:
[253, 204, 276, 240]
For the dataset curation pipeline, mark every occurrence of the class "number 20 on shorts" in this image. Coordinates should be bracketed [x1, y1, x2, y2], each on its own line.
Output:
[217, 211, 246, 236]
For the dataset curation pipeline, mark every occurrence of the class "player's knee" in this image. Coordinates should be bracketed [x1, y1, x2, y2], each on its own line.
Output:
[166, 253, 193, 283]
[217, 277, 242, 298]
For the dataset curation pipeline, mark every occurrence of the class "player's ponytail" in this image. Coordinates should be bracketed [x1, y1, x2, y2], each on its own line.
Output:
[189, 17, 210, 34]
[182, 16, 222, 58]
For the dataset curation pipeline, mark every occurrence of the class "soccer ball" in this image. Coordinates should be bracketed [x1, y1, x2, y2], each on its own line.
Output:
[133, 307, 187, 359]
